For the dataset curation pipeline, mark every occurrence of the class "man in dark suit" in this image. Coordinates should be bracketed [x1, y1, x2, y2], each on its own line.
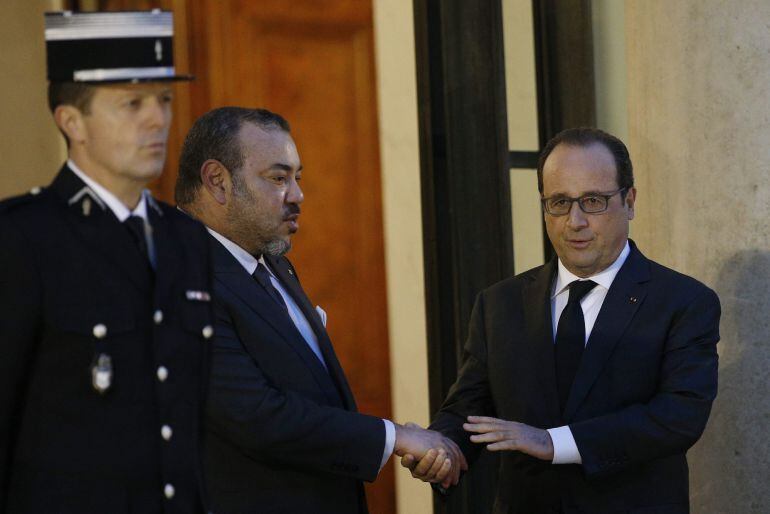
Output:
[0, 11, 213, 513]
[403, 128, 720, 513]
[174, 106, 465, 514]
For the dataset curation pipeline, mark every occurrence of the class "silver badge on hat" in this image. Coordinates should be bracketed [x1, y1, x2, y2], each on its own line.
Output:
[91, 353, 113, 394]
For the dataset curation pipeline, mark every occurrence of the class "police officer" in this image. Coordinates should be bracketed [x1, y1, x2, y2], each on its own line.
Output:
[0, 11, 212, 513]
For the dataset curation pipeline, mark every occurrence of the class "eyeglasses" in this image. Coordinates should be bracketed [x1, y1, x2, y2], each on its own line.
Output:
[541, 188, 627, 216]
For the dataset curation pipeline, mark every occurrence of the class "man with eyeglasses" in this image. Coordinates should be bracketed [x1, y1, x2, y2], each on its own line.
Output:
[401, 128, 720, 514]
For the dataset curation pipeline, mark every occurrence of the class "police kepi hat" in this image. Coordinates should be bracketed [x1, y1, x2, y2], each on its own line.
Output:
[45, 10, 193, 83]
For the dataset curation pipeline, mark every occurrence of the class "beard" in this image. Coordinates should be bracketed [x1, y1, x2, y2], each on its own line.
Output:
[262, 238, 291, 257]
[227, 175, 293, 257]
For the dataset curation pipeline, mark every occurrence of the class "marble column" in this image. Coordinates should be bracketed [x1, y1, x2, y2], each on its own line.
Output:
[626, 1, 770, 512]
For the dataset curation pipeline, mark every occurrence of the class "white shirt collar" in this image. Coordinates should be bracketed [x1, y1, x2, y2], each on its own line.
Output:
[206, 227, 265, 276]
[552, 241, 631, 298]
[68, 159, 149, 222]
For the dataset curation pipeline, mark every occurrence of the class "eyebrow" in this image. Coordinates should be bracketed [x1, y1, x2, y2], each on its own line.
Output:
[547, 189, 610, 198]
[270, 163, 303, 172]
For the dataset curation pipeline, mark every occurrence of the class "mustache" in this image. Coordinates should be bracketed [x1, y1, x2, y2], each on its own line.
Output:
[283, 205, 301, 218]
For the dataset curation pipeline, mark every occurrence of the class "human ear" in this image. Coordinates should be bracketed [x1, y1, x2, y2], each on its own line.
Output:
[54, 105, 86, 145]
[200, 159, 230, 205]
[625, 187, 637, 220]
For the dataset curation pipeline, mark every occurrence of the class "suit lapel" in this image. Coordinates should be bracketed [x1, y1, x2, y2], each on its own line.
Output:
[50, 166, 152, 296]
[266, 256, 358, 411]
[563, 244, 651, 420]
[521, 258, 562, 427]
[211, 239, 341, 406]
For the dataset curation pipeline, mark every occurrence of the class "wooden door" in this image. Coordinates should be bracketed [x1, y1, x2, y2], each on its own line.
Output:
[102, 1, 394, 511]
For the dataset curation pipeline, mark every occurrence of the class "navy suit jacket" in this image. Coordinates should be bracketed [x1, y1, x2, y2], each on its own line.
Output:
[432, 242, 720, 514]
[203, 237, 385, 514]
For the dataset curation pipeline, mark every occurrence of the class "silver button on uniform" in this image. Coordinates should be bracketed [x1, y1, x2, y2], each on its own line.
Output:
[164, 483, 175, 499]
[153, 310, 164, 324]
[202, 325, 213, 339]
[92, 324, 107, 339]
[161, 425, 173, 441]
[157, 366, 169, 382]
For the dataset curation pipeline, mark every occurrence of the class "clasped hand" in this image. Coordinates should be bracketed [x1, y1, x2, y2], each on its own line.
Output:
[394, 422, 468, 489]
[398, 416, 554, 488]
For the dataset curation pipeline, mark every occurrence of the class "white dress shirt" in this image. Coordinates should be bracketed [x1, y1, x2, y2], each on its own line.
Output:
[207, 228, 396, 471]
[547, 241, 631, 464]
[68, 159, 156, 265]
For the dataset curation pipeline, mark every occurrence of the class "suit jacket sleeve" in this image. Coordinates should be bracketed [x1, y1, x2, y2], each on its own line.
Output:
[571, 286, 721, 478]
[0, 215, 43, 509]
[205, 301, 386, 483]
[430, 292, 496, 466]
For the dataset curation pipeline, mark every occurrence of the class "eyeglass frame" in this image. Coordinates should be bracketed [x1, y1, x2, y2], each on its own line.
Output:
[540, 188, 628, 216]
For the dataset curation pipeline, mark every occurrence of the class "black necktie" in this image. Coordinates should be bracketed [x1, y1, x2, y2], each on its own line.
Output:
[124, 215, 149, 263]
[253, 263, 288, 311]
[555, 280, 597, 412]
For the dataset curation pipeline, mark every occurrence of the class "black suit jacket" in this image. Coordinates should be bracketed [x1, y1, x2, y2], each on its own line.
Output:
[204, 237, 385, 514]
[0, 165, 213, 513]
[432, 242, 720, 514]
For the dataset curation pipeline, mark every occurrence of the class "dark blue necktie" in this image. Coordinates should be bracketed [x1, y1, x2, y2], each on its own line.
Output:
[253, 263, 288, 312]
[124, 215, 150, 263]
[555, 280, 597, 412]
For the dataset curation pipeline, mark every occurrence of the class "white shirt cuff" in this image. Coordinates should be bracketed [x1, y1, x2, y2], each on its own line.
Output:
[379, 419, 396, 472]
[547, 425, 582, 464]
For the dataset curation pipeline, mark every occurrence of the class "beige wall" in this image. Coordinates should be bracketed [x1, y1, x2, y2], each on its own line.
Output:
[0, 0, 66, 199]
[626, 1, 770, 511]
[503, 0, 545, 275]
[372, 1, 432, 512]
[592, 0, 629, 142]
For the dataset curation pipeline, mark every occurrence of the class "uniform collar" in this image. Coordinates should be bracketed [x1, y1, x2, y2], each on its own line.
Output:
[552, 240, 630, 298]
[67, 159, 149, 223]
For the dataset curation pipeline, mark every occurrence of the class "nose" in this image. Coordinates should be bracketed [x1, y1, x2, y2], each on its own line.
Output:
[286, 177, 304, 205]
[146, 96, 171, 129]
[566, 200, 588, 229]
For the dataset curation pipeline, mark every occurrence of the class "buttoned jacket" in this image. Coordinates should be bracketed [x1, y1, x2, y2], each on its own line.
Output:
[0, 165, 213, 514]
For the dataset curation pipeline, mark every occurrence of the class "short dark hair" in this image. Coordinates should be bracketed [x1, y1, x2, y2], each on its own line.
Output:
[536, 127, 634, 196]
[175, 107, 291, 206]
[48, 82, 96, 114]
[48, 82, 98, 147]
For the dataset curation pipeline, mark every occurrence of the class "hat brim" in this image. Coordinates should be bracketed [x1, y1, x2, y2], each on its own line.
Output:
[70, 73, 195, 84]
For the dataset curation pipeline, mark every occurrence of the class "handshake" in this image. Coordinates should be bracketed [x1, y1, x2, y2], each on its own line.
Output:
[393, 422, 467, 489]
[393, 416, 556, 489]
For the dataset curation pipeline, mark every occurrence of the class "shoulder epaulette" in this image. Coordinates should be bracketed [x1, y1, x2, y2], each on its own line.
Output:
[0, 186, 46, 213]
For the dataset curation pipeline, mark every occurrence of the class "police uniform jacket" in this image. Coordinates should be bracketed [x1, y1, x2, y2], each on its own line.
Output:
[0, 165, 213, 514]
